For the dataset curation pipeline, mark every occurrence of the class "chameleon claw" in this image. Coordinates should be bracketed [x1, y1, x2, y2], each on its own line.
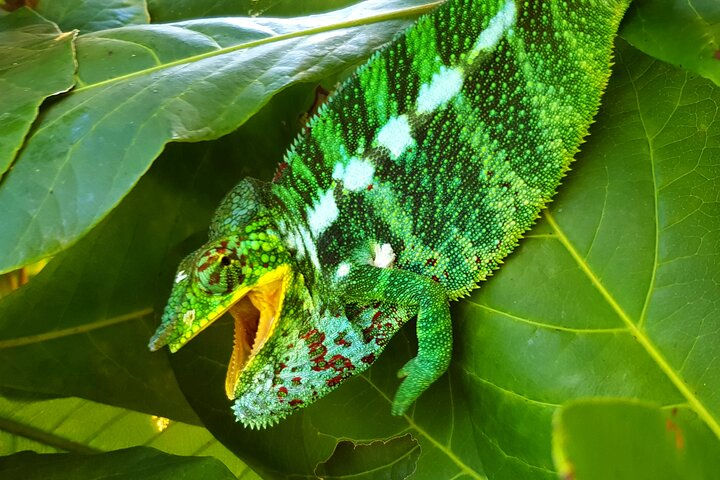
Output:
[397, 357, 417, 379]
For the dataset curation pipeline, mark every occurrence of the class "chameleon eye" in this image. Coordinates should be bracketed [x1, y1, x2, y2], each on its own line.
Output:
[195, 247, 244, 295]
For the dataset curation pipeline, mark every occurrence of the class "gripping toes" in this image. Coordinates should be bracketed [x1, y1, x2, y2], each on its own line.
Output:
[392, 356, 442, 415]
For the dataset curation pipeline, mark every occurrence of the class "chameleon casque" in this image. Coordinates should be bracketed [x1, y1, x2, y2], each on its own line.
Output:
[149, 0, 630, 428]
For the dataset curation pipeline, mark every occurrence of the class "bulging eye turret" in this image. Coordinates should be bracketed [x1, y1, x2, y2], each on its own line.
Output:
[195, 244, 246, 295]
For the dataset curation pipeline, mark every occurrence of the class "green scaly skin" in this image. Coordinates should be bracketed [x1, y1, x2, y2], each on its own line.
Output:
[150, 0, 631, 429]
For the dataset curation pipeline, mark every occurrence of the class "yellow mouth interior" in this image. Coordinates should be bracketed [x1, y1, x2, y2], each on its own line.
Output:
[224, 268, 289, 399]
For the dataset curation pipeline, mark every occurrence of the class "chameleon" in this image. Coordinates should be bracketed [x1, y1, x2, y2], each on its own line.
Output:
[149, 0, 631, 429]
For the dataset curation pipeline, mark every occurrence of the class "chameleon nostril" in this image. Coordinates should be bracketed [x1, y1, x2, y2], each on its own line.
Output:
[220, 256, 231, 266]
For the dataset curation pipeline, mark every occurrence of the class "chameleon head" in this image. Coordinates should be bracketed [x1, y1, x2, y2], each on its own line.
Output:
[148, 231, 293, 400]
[149, 179, 410, 428]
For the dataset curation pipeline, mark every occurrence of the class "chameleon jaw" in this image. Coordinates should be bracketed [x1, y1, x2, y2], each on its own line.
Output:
[225, 267, 290, 399]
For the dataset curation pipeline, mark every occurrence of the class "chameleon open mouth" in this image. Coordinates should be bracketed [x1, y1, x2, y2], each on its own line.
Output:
[224, 270, 289, 399]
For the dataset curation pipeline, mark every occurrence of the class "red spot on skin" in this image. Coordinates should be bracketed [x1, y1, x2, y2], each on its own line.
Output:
[289, 399, 303, 407]
[372, 311, 383, 322]
[334, 333, 351, 347]
[329, 354, 354, 372]
[292, 377, 302, 386]
[310, 349, 328, 370]
[666, 419, 685, 450]
[273, 162, 289, 182]
[367, 184, 373, 191]
[425, 257, 437, 266]
[197, 258, 214, 272]
[431, 275, 440, 282]
[362, 325, 374, 340]
[361, 354, 375, 364]
[327, 375, 343, 387]
[277, 386, 288, 400]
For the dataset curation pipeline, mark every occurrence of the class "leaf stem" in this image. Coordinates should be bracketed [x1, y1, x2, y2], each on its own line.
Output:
[0, 416, 100, 454]
[0, 308, 153, 349]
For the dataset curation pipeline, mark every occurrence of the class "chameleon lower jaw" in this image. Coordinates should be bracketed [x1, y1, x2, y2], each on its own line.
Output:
[224, 275, 287, 399]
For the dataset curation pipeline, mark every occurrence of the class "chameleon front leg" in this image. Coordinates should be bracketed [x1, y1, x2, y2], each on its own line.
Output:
[339, 263, 452, 415]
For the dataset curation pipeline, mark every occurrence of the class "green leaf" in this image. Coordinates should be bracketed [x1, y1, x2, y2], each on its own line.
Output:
[0, 7, 75, 175]
[32, 0, 150, 33]
[0, 447, 237, 479]
[552, 399, 720, 480]
[620, 0, 720, 87]
[455, 40, 720, 478]
[0, 394, 259, 478]
[147, 0, 361, 22]
[0, 83, 305, 426]
[0, 0, 436, 275]
[314, 434, 421, 480]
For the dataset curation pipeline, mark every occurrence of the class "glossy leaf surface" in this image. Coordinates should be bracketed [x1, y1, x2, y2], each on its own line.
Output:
[0, 8, 75, 175]
[621, 0, 720, 87]
[455, 40, 720, 479]
[33, 0, 149, 33]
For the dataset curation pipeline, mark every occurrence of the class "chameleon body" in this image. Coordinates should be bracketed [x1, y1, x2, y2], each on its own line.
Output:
[150, 0, 630, 428]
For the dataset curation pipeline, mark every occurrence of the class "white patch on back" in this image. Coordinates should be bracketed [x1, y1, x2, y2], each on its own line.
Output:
[182, 309, 196, 327]
[376, 114, 414, 159]
[416, 66, 464, 114]
[336, 262, 351, 278]
[175, 270, 188, 283]
[299, 226, 321, 270]
[307, 189, 338, 236]
[333, 157, 375, 191]
[473, 0, 517, 52]
[372, 243, 395, 268]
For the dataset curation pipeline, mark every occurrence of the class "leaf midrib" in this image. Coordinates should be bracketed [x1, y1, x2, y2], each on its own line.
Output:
[71, 3, 443, 95]
[0, 415, 100, 454]
[0, 307, 152, 348]
[544, 211, 720, 440]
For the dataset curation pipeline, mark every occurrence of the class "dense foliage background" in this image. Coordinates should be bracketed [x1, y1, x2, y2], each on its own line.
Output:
[0, 0, 718, 478]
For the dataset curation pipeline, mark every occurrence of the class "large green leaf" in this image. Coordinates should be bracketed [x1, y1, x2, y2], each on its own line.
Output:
[552, 399, 720, 480]
[0, 0, 437, 275]
[32, 0, 150, 33]
[0, 394, 259, 478]
[621, 0, 720, 87]
[455, 40, 720, 479]
[0, 7, 75, 175]
[0, 447, 237, 479]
